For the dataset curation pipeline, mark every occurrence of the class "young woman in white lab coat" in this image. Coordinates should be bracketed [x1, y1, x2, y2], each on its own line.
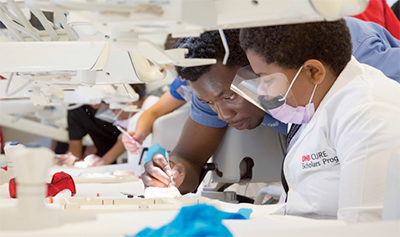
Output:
[239, 19, 400, 223]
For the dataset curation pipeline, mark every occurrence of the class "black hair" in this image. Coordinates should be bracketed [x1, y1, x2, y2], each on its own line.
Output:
[130, 84, 146, 99]
[175, 29, 249, 82]
[392, 1, 400, 21]
[240, 19, 352, 77]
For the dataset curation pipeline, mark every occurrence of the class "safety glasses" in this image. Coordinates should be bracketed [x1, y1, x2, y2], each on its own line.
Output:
[230, 65, 298, 113]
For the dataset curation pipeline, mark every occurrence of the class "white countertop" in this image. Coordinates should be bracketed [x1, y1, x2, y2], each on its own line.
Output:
[0, 165, 398, 237]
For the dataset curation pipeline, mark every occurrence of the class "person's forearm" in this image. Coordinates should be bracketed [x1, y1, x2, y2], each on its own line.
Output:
[101, 139, 126, 165]
[135, 110, 158, 142]
[167, 118, 227, 194]
[134, 91, 186, 143]
[68, 140, 83, 159]
[68, 150, 81, 159]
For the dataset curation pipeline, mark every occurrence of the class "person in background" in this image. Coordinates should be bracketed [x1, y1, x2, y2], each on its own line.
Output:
[58, 84, 147, 166]
[345, 17, 400, 82]
[121, 77, 188, 155]
[351, 0, 400, 39]
[112, 85, 160, 172]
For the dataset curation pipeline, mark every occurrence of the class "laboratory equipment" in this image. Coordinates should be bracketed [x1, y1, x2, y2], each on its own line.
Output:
[144, 186, 181, 198]
[0, 142, 24, 185]
[46, 189, 73, 204]
[201, 124, 286, 203]
[63, 83, 140, 106]
[0, 146, 95, 230]
[0, 99, 69, 142]
[59, 194, 223, 212]
[9, 171, 77, 198]
[72, 172, 138, 183]
[0, 84, 141, 145]
[0, 115, 69, 141]
[0, 0, 368, 107]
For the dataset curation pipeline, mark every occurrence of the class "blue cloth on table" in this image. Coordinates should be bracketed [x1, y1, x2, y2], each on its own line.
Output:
[129, 204, 252, 237]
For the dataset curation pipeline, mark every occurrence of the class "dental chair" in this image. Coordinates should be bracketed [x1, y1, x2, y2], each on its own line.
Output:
[151, 105, 191, 152]
[201, 123, 286, 203]
[151, 106, 286, 203]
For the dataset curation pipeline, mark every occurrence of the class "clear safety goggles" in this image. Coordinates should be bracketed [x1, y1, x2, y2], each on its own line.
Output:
[230, 65, 298, 112]
[95, 103, 138, 125]
[176, 84, 193, 102]
[95, 103, 119, 123]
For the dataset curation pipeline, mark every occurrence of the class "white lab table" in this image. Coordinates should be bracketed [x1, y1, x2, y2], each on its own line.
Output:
[0, 165, 398, 237]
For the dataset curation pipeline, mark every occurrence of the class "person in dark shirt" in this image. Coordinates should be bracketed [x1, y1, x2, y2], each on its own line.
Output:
[58, 84, 147, 166]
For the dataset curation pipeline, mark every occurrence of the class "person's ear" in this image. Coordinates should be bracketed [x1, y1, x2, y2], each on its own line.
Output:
[303, 59, 325, 85]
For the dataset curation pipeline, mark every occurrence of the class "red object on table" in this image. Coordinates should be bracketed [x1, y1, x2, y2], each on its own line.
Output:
[9, 171, 76, 198]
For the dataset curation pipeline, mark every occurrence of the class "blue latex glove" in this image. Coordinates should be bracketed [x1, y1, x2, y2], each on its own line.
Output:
[143, 143, 166, 164]
[129, 203, 252, 237]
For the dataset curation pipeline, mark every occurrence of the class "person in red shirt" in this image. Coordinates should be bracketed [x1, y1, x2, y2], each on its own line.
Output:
[352, 0, 400, 39]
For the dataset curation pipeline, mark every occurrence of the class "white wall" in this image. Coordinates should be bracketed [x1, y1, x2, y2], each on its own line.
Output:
[388, 0, 397, 7]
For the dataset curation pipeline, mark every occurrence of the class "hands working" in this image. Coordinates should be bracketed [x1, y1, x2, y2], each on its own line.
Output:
[142, 153, 185, 188]
[57, 152, 78, 166]
[84, 154, 104, 166]
[121, 131, 145, 154]
[57, 152, 104, 167]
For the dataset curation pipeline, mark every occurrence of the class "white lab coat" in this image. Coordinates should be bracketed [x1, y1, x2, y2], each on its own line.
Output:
[284, 57, 400, 223]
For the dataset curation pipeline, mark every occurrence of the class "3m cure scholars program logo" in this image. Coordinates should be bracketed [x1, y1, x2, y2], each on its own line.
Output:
[301, 151, 339, 169]
[302, 155, 310, 162]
